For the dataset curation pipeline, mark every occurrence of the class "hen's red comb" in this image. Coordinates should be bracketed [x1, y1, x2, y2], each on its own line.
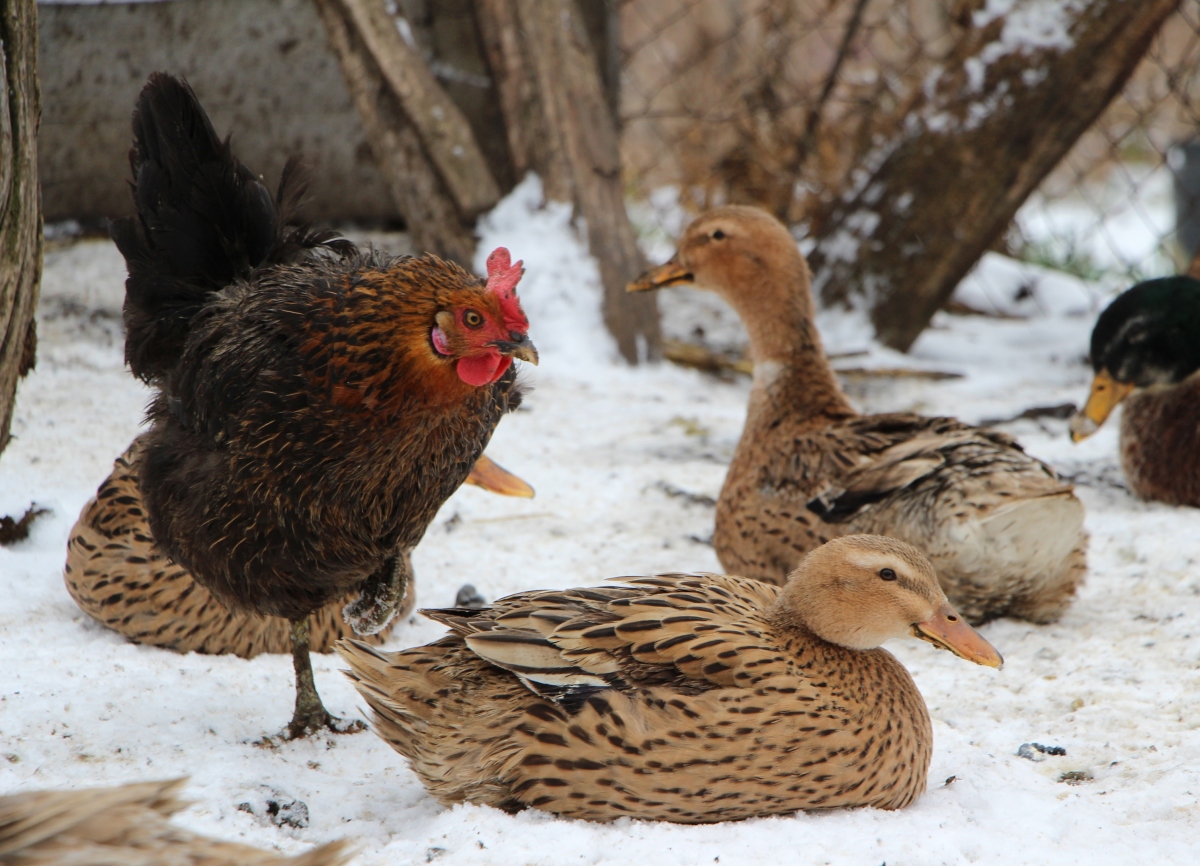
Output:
[486, 247, 528, 332]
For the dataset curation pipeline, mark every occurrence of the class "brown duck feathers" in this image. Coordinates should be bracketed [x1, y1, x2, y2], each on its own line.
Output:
[629, 205, 1087, 624]
[1069, 276, 1200, 507]
[64, 437, 400, 658]
[339, 535, 1002, 823]
[0, 778, 349, 865]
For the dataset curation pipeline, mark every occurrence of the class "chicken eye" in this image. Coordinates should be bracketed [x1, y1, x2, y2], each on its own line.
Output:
[712, 229, 726, 240]
[879, 568, 897, 581]
[463, 310, 485, 329]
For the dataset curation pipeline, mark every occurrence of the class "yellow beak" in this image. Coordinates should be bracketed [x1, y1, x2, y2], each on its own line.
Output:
[913, 603, 1004, 668]
[627, 256, 693, 292]
[1069, 368, 1135, 442]
[464, 455, 535, 498]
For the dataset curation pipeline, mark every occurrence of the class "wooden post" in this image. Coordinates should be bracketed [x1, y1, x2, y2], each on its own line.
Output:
[806, 0, 1179, 352]
[476, 0, 661, 363]
[0, 0, 41, 456]
[314, 0, 500, 266]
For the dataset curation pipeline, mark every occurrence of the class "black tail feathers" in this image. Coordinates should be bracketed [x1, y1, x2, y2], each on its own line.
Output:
[112, 73, 352, 382]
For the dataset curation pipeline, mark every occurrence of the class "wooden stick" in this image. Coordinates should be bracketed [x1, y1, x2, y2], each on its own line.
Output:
[334, 0, 498, 219]
[662, 339, 962, 380]
[314, 0, 484, 264]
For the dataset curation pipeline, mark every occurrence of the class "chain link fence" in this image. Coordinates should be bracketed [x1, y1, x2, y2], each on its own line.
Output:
[616, 0, 1200, 311]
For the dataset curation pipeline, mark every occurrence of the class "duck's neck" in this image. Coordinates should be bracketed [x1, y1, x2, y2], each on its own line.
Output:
[727, 258, 855, 429]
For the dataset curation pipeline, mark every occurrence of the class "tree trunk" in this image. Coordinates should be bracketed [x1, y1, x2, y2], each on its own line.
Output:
[314, 0, 499, 266]
[0, 0, 40, 456]
[807, 0, 1179, 352]
[476, 0, 661, 363]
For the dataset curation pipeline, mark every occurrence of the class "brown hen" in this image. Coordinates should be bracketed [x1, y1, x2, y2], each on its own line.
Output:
[110, 73, 536, 737]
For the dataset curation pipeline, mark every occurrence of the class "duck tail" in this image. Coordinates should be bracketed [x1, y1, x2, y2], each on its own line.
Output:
[111, 72, 350, 383]
[336, 639, 437, 758]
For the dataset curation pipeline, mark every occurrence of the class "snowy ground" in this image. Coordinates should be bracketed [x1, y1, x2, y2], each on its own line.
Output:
[2, 175, 1198, 864]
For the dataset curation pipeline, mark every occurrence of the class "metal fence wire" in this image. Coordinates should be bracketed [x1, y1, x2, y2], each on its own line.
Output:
[616, 0, 1200, 302]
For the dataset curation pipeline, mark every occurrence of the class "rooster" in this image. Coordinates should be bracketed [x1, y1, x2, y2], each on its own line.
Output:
[111, 73, 537, 738]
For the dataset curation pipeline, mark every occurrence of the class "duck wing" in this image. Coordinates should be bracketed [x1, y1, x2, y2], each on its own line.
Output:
[805, 414, 1066, 523]
[423, 574, 783, 700]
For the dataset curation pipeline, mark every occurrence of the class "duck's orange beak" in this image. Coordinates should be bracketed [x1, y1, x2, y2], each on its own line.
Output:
[465, 455, 534, 498]
[1069, 368, 1134, 442]
[627, 255, 693, 292]
[913, 603, 1003, 668]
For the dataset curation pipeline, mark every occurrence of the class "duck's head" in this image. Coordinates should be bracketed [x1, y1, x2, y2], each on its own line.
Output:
[1070, 276, 1200, 441]
[627, 206, 808, 307]
[770, 535, 1003, 668]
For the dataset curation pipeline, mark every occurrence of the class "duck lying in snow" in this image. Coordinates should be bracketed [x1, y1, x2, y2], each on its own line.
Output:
[64, 435, 531, 658]
[629, 205, 1087, 625]
[337, 535, 1002, 823]
[0, 778, 348, 865]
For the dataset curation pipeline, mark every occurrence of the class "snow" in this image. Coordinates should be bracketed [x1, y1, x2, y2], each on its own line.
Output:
[974, 0, 1089, 70]
[3, 176, 1200, 865]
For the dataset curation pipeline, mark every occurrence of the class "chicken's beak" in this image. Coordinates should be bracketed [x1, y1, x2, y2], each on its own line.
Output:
[1069, 368, 1134, 442]
[913, 603, 1003, 668]
[465, 455, 535, 498]
[627, 255, 693, 292]
[491, 334, 539, 365]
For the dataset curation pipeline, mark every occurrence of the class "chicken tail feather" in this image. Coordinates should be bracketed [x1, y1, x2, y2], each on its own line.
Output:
[111, 72, 350, 383]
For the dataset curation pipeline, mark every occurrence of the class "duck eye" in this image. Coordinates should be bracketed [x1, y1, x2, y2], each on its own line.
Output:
[712, 229, 726, 240]
[463, 310, 484, 329]
[880, 568, 897, 581]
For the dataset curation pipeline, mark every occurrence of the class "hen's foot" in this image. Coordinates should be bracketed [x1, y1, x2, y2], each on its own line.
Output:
[283, 709, 366, 740]
[283, 616, 366, 741]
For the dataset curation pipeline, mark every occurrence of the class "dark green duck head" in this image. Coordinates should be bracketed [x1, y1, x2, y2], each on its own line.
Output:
[1070, 276, 1200, 441]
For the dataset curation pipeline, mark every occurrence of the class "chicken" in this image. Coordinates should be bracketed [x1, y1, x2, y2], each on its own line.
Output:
[63, 437, 530, 658]
[110, 73, 537, 738]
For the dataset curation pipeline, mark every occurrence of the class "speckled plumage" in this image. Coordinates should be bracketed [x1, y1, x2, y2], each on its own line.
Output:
[0, 779, 349, 865]
[64, 437, 401, 658]
[718, 409, 1086, 624]
[630, 206, 1087, 624]
[339, 536, 1002, 823]
[1119, 373, 1200, 506]
[133, 249, 522, 622]
[109, 73, 532, 735]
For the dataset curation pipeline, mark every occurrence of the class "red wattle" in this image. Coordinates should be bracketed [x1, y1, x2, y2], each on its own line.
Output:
[456, 352, 505, 386]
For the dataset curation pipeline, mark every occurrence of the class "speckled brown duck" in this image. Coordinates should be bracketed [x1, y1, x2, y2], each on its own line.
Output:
[1069, 276, 1200, 506]
[628, 205, 1087, 624]
[338, 535, 1002, 823]
[0, 778, 349, 865]
[65, 435, 533, 658]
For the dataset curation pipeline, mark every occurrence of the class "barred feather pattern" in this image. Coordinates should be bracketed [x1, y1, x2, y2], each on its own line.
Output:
[0, 778, 350, 865]
[63, 437, 402, 658]
[338, 572, 933, 823]
[719, 411, 1088, 624]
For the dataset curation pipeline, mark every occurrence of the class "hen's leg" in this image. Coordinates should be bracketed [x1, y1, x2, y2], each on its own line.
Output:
[285, 616, 365, 739]
[342, 552, 411, 636]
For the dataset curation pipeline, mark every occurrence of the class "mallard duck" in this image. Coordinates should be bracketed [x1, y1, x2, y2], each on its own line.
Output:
[1069, 276, 1200, 506]
[0, 778, 348, 865]
[628, 206, 1087, 624]
[338, 534, 1002, 823]
[65, 435, 533, 658]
